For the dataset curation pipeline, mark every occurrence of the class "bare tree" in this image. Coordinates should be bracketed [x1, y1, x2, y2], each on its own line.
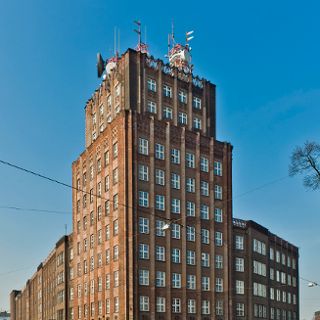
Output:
[289, 141, 320, 190]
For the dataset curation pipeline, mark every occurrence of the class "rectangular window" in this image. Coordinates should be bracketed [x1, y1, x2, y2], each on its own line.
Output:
[186, 226, 196, 242]
[156, 297, 166, 313]
[200, 157, 209, 172]
[156, 271, 166, 287]
[216, 300, 223, 316]
[178, 90, 187, 103]
[140, 296, 150, 312]
[139, 269, 150, 286]
[201, 228, 210, 244]
[155, 169, 165, 185]
[139, 243, 149, 259]
[216, 278, 223, 292]
[139, 217, 149, 234]
[112, 168, 119, 184]
[171, 223, 181, 239]
[155, 194, 165, 211]
[215, 255, 223, 269]
[215, 232, 223, 246]
[202, 300, 210, 315]
[236, 280, 245, 294]
[214, 185, 223, 200]
[253, 239, 266, 255]
[155, 143, 165, 160]
[214, 161, 222, 176]
[214, 208, 223, 222]
[187, 274, 196, 290]
[188, 299, 196, 314]
[139, 191, 149, 207]
[163, 84, 172, 97]
[236, 303, 245, 317]
[147, 78, 156, 92]
[201, 181, 209, 196]
[155, 220, 165, 237]
[113, 142, 118, 158]
[193, 96, 201, 109]
[171, 248, 181, 263]
[172, 298, 181, 313]
[172, 273, 182, 288]
[200, 204, 209, 220]
[186, 201, 195, 216]
[163, 106, 173, 119]
[155, 245, 165, 261]
[186, 250, 196, 265]
[138, 164, 149, 181]
[193, 117, 201, 129]
[147, 100, 157, 114]
[171, 148, 180, 164]
[186, 177, 195, 193]
[178, 112, 187, 124]
[186, 152, 195, 168]
[138, 138, 149, 155]
[235, 257, 244, 272]
[202, 276, 210, 291]
[201, 252, 210, 267]
[171, 198, 181, 213]
[235, 235, 244, 250]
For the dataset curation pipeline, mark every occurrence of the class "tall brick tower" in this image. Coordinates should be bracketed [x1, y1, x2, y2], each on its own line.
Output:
[71, 37, 233, 320]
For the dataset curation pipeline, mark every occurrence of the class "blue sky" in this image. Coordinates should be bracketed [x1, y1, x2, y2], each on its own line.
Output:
[0, 0, 319, 318]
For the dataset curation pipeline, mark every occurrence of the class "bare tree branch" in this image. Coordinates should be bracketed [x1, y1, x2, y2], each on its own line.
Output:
[289, 141, 320, 190]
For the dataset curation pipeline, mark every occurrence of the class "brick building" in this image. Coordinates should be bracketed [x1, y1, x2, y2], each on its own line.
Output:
[71, 46, 233, 320]
[232, 218, 299, 320]
[10, 235, 72, 320]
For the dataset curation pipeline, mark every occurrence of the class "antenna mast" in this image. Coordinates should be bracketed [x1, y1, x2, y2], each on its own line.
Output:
[134, 20, 149, 54]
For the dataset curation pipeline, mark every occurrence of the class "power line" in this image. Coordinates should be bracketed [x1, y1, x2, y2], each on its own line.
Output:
[0, 206, 71, 215]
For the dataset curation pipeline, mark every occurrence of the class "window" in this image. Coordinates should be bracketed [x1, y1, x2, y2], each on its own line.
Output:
[105, 175, 110, 191]
[215, 232, 223, 246]
[215, 208, 223, 222]
[199, 204, 208, 220]
[236, 280, 245, 294]
[178, 112, 187, 124]
[214, 161, 222, 176]
[147, 100, 157, 113]
[186, 201, 195, 216]
[188, 299, 196, 314]
[171, 198, 181, 214]
[270, 248, 274, 260]
[202, 276, 210, 291]
[178, 90, 187, 103]
[155, 220, 165, 237]
[253, 260, 266, 276]
[147, 78, 156, 92]
[155, 246, 165, 261]
[156, 297, 166, 312]
[276, 250, 281, 262]
[202, 300, 210, 315]
[172, 298, 181, 313]
[194, 117, 201, 129]
[114, 270, 119, 287]
[214, 185, 223, 199]
[171, 148, 180, 164]
[215, 255, 223, 269]
[187, 274, 196, 290]
[171, 223, 181, 239]
[235, 235, 244, 250]
[216, 278, 223, 292]
[139, 217, 149, 234]
[138, 138, 149, 155]
[201, 252, 210, 267]
[163, 84, 172, 97]
[186, 250, 196, 265]
[186, 226, 196, 242]
[155, 143, 165, 160]
[163, 106, 173, 119]
[139, 244, 149, 259]
[253, 239, 266, 255]
[201, 228, 210, 244]
[113, 219, 118, 235]
[236, 303, 245, 317]
[235, 257, 244, 272]
[172, 273, 181, 288]
[186, 178, 195, 193]
[172, 248, 181, 263]
[155, 169, 165, 185]
[156, 271, 166, 287]
[200, 156, 209, 172]
[253, 282, 267, 297]
[155, 195, 165, 211]
[139, 269, 149, 286]
[112, 168, 119, 185]
[114, 296, 119, 313]
[216, 300, 223, 315]
[140, 296, 149, 312]
[186, 152, 195, 168]
[139, 191, 149, 207]
[138, 164, 149, 181]
[113, 142, 118, 158]
[201, 181, 209, 196]
[193, 96, 201, 109]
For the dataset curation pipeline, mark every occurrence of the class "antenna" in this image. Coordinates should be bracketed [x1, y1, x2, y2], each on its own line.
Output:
[118, 28, 120, 56]
[144, 25, 147, 45]
[134, 20, 141, 47]
[171, 19, 175, 44]
[113, 27, 117, 55]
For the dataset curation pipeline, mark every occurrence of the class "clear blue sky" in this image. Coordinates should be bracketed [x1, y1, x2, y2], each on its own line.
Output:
[0, 0, 319, 318]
